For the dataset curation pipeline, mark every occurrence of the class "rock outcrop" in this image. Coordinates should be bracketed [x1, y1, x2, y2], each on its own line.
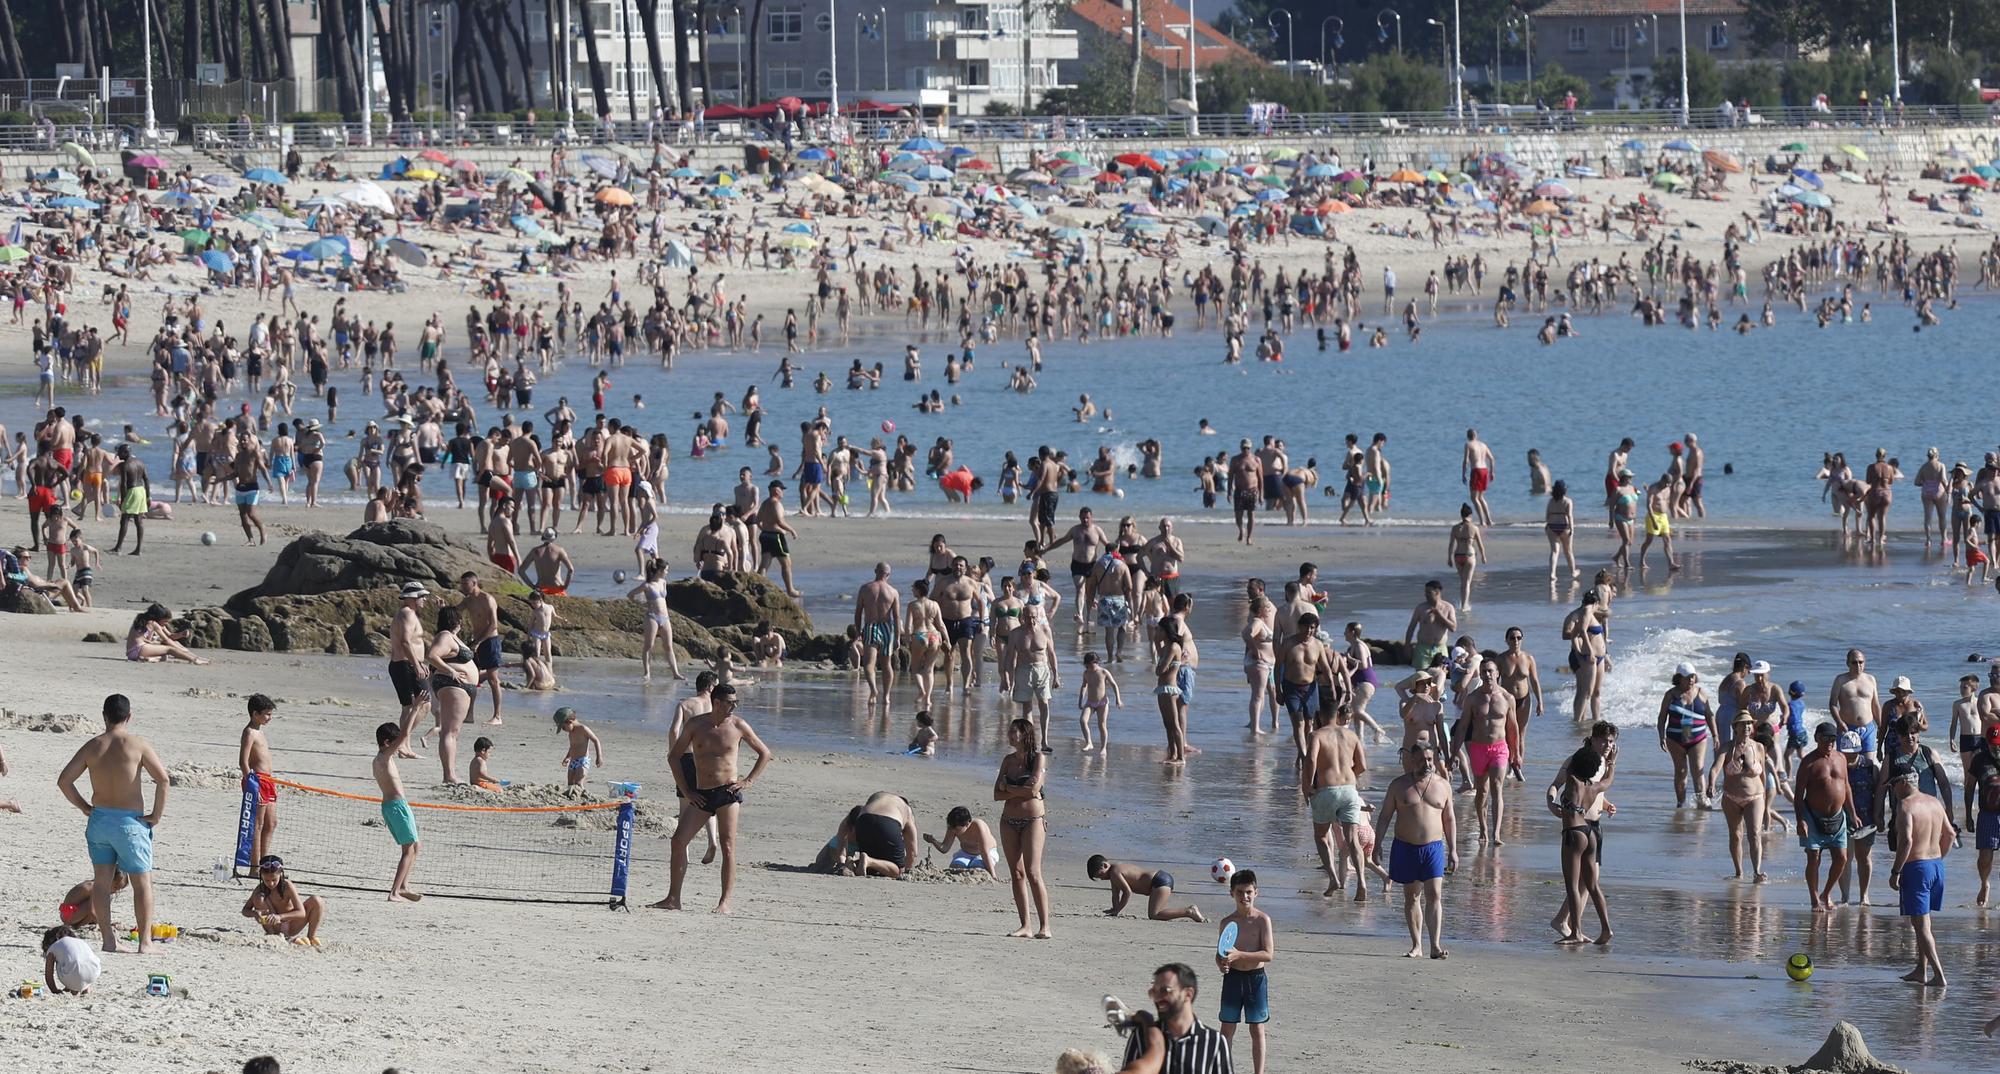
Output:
[180, 522, 844, 665]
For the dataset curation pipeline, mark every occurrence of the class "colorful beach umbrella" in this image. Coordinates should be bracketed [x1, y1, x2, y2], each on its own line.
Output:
[0, 246, 30, 263]
[594, 187, 635, 206]
[1840, 145, 1868, 161]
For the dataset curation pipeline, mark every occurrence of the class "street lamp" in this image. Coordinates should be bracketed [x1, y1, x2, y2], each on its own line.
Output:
[1503, 8, 1530, 100]
[1425, 17, 1448, 101]
[1676, 0, 1688, 126]
[1378, 10, 1402, 57]
[1888, 0, 1901, 104]
[1268, 10, 1294, 81]
[1448, 0, 1463, 122]
[854, 11, 880, 93]
[1320, 16, 1344, 80]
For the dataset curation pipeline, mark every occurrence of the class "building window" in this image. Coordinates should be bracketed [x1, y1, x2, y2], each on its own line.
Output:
[1610, 26, 1627, 50]
[1566, 26, 1585, 51]
[767, 65, 803, 92]
[766, 4, 802, 43]
[1707, 24, 1729, 50]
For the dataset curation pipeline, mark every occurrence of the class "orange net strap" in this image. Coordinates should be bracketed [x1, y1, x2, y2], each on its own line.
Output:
[266, 776, 629, 814]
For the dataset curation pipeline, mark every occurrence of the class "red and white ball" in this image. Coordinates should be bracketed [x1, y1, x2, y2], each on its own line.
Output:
[1211, 857, 1236, 884]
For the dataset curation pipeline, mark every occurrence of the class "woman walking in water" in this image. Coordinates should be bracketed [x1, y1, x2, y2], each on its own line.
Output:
[994, 718, 1051, 939]
[1549, 726, 1617, 944]
[1544, 480, 1579, 580]
[626, 558, 685, 682]
[1657, 662, 1715, 810]
[1562, 592, 1609, 723]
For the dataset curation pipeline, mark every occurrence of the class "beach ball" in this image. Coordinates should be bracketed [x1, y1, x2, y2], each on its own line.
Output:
[1785, 953, 1814, 981]
[881, 420, 895, 434]
[200, 531, 217, 546]
[614, 570, 628, 584]
[69, 488, 82, 501]
[1210, 857, 1235, 884]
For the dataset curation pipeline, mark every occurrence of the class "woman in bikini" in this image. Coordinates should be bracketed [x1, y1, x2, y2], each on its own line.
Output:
[423, 605, 480, 783]
[1610, 471, 1641, 570]
[903, 578, 946, 711]
[124, 605, 207, 664]
[1241, 591, 1277, 735]
[1717, 714, 1774, 881]
[1562, 592, 1609, 723]
[1549, 737, 1616, 945]
[1656, 664, 1714, 810]
[1544, 479, 1579, 580]
[994, 718, 1051, 939]
[1153, 616, 1190, 765]
[625, 558, 684, 682]
[988, 575, 1024, 697]
[922, 533, 955, 588]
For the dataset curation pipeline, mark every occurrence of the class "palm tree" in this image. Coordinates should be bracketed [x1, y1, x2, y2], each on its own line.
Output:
[576, 0, 613, 120]
[637, 0, 675, 116]
[1128, 0, 1142, 112]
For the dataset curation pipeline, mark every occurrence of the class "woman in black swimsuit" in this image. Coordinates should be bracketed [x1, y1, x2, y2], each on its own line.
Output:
[1549, 735, 1616, 944]
[425, 605, 481, 784]
[994, 718, 1051, 939]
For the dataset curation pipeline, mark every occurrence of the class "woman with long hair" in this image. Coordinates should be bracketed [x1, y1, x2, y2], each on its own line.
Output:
[1154, 615, 1189, 764]
[626, 558, 684, 682]
[1241, 588, 1277, 735]
[1550, 730, 1616, 944]
[904, 578, 945, 711]
[994, 717, 1051, 939]
[1545, 479, 1579, 580]
[424, 604, 479, 783]
[124, 604, 206, 664]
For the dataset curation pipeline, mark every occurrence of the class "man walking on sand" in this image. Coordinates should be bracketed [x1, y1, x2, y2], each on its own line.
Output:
[1373, 743, 1457, 959]
[56, 694, 169, 953]
[653, 684, 774, 914]
[1462, 429, 1496, 526]
[1890, 773, 1953, 986]
[457, 573, 505, 726]
[854, 562, 900, 706]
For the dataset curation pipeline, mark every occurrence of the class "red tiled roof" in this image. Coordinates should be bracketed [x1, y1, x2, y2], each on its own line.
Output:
[1531, 0, 1743, 16]
[1066, 0, 1268, 71]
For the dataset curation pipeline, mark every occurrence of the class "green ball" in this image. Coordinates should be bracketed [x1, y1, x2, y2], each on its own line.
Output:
[1785, 953, 1814, 981]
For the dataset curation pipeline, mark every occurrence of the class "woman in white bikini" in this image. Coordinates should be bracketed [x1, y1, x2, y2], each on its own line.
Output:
[1241, 591, 1277, 735]
[625, 558, 684, 682]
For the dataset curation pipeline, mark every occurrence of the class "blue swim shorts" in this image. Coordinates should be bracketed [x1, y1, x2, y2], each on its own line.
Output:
[1388, 838, 1446, 885]
[85, 807, 155, 874]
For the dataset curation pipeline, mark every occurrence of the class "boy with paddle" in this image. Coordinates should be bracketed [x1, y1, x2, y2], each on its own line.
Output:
[1215, 869, 1275, 1074]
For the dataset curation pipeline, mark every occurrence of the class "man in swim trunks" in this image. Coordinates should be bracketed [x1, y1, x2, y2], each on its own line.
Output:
[24, 443, 66, 552]
[1461, 428, 1495, 526]
[1142, 518, 1188, 600]
[1086, 854, 1206, 921]
[1089, 551, 1135, 663]
[486, 495, 521, 575]
[110, 446, 149, 555]
[1027, 446, 1063, 548]
[231, 434, 269, 545]
[457, 573, 506, 725]
[1304, 704, 1367, 898]
[1372, 743, 1457, 959]
[56, 694, 167, 952]
[1403, 580, 1456, 676]
[520, 528, 575, 597]
[1829, 648, 1882, 758]
[387, 582, 431, 756]
[754, 480, 804, 597]
[853, 562, 900, 706]
[934, 556, 984, 696]
[1636, 474, 1680, 572]
[1454, 660, 1519, 847]
[840, 791, 919, 878]
[654, 684, 774, 914]
[1229, 439, 1263, 545]
[1037, 506, 1108, 624]
[1277, 611, 1341, 764]
[1794, 722, 1860, 912]
[1890, 772, 1953, 986]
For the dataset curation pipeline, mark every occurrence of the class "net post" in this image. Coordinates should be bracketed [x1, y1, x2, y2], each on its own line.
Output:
[608, 799, 636, 911]
[231, 772, 260, 878]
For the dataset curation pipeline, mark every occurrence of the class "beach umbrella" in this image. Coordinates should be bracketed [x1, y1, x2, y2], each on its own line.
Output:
[1775, 183, 1805, 199]
[581, 154, 620, 179]
[1386, 168, 1426, 183]
[911, 164, 952, 181]
[1302, 163, 1338, 179]
[48, 196, 97, 209]
[155, 191, 204, 209]
[1523, 199, 1562, 216]
[1976, 165, 2000, 181]
[58, 141, 94, 167]
[1177, 160, 1220, 176]
[1789, 168, 1824, 190]
[1332, 170, 1360, 182]
[879, 173, 921, 191]
[1533, 180, 1572, 198]
[418, 149, 452, 164]
[127, 153, 166, 170]
[946, 146, 976, 158]
[178, 227, 211, 246]
[777, 233, 816, 249]
[244, 167, 286, 185]
[1702, 149, 1742, 173]
[201, 174, 238, 189]
[899, 137, 945, 152]
[1319, 198, 1352, 214]
[1790, 190, 1832, 208]
[709, 184, 741, 198]
[1113, 153, 1160, 170]
[385, 236, 428, 267]
[668, 166, 702, 179]
[1423, 169, 1449, 184]
[340, 182, 395, 213]
[402, 167, 441, 182]
[1781, 142, 1809, 153]
[1264, 147, 1301, 161]
[295, 237, 349, 262]
[237, 212, 280, 233]
[51, 180, 87, 196]
[199, 249, 234, 273]
[594, 186, 635, 206]
[1663, 139, 1697, 152]
[1254, 188, 1287, 202]
[1121, 216, 1164, 231]
[796, 147, 832, 161]
[1193, 214, 1227, 235]
[781, 222, 815, 234]
[662, 239, 694, 267]
[297, 194, 344, 209]
[1652, 172, 1687, 190]
[509, 213, 545, 237]
[956, 158, 993, 171]
[1050, 226, 1088, 241]
[1053, 150, 1087, 165]
[1619, 139, 1647, 151]
[1950, 174, 1987, 188]
[0, 245, 27, 263]
[501, 167, 536, 185]
[1840, 145, 1867, 161]
[1568, 165, 1599, 178]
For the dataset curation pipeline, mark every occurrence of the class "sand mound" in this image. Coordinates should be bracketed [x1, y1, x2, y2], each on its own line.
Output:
[420, 781, 668, 834]
[166, 761, 242, 789]
[0, 708, 87, 733]
[904, 858, 997, 885]
[1691, 1022, 1910, 1074]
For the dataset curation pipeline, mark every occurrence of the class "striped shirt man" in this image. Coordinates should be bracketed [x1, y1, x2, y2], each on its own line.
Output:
[1120, 1014, 1233, 1074]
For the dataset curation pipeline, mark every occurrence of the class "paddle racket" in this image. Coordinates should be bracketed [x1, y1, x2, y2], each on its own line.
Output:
[1216, 921, 1239, 959]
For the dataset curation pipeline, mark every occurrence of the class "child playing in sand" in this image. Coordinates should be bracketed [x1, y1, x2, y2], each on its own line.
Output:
[469, 737, 504, 791]
[1077, 652, 1123, 752]
[1216, 869, 1275, 1074]
[751, 621, 786, 666]
[64, 527, 98, 608]
[554, 707, 602, 788]
[41, 925, 100, 995]
[58, 870, 126, 927]
[241, 855, 325, 946]
[372, 722, 421, 902]
[923, 806, 998, 879]
[520, 590, 560, 689]
[906, 711, 937, 756]
[1085, 855, 1205, 922]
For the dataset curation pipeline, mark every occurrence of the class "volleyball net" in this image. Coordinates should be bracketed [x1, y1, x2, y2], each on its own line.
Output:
[232, 774, 637, 909]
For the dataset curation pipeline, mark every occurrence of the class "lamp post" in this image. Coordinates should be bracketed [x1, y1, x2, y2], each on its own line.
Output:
[1888, 0, 1901, 104]
[1425, 17, 1448, 101]
[854, 11, 875, 93]
[1378, 10, 1402, 56]
[1449, 0, 1463, 122]
[1503, 8, 1529, 101]
[141, 0, 156, 140]
[1268, 10, 1294, 81]
[880, 4, 889, 97]
[1176, 15, 1199, 135]
[1320, 16, 1343, 81]
[828, 0, 840, 119]
[1677, 0, 1688, 126]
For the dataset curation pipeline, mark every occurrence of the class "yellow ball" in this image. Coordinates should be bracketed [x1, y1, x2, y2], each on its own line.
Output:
[1785, 953, 1814, 981]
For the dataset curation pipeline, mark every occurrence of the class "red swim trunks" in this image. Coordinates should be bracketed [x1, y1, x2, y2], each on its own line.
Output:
[52, 448, 73, 470]
[491, 553, 518, 573]
[28, 485, 56, 513]
[247, 774, 278, 804]
[1469, 468, 1491, 493]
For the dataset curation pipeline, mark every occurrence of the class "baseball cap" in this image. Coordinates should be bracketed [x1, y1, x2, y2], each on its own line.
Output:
[398, 581, 429, 600]
[1814, 722, 1839, 740]
[1674, 661, 1697, 679]
[1750, 660, 1771, 676]
[1986, 725, 2000, 746]
[1837, 730, 1864, 754]
[1891, 675, 1913, 693]
[1788, 680, 1806, 697]
[552, 706, 578, 727]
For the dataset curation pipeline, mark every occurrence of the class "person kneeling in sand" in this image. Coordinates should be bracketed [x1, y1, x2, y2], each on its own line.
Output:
[837, 791, 919, 878]
[1086, 855, 1205, 922]
[42, 925, 101, 995]
[241, 855, 325, 946]
[924, 806, 999, 879]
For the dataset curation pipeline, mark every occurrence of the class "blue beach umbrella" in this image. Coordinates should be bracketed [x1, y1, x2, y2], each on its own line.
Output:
[48, 196, 97, 209]
[244, 167, 286, 185]
[199, 249, 235, 273]
[1304, 163, 1338, 178]
[797, 147, 832, 161]
[899, 137, 944, 152]
[1790, 190, 1832, 209]
[1789, 168, 1824, 190]
[1619, 140, 1646, 151]
[1664, 139, 1698, 152]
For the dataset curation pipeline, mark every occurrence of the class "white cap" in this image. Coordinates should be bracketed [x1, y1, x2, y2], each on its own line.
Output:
[1750, 660, 1771, 676]
[1891, 675, 1913, 693]
[1674, 661, 1698, 679]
